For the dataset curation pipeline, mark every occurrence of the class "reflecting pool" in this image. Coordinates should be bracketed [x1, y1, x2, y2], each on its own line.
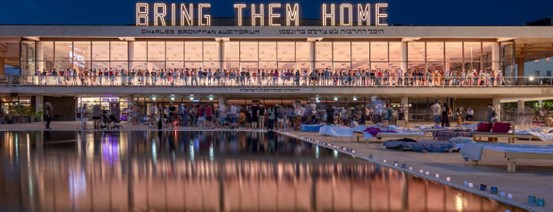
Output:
[0, 131, 523, 211]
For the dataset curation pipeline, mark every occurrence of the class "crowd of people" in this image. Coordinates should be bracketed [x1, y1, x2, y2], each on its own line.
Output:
[31, 67, 507, 87]
[140, 101, 410, 131]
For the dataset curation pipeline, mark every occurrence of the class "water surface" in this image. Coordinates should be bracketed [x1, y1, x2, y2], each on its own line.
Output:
[0, 131, 523, 211]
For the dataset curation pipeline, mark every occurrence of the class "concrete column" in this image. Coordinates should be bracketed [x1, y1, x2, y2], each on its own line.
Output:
[218, 96, 226, 112]
[492, 42, 500, 72]
[492, 97, 501, 122]
[128, 95, 135, 106]
[128, 41, 134, 70]
[400, 42, 408, 72]
[401, 96, 409, 122]
[516, 58, 525, 85]
[219, 40, 224, 71]
[36, 41, 44, 71]
[35, 95, 44, 122]
[310, 41, 316, 72]
[517, 100, 525, 124]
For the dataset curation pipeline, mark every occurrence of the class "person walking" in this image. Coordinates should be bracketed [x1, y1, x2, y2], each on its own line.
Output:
[44, 102, 53, 129]
[441, 103, 452, 127]
[431, 101, 442, 126]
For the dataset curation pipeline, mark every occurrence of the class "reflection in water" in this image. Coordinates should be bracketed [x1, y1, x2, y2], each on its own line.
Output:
[0, 131, 522, 211]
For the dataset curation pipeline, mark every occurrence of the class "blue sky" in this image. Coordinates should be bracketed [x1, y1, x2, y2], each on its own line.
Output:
[1, 0, 552, 25]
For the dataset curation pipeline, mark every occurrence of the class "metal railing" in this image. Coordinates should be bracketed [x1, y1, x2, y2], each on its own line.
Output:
[0, 75, 551, 87]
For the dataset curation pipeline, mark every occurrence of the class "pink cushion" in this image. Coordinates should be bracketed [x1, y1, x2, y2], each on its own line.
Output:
[492, 122, 511, 133]
[476, 122, 492, 132]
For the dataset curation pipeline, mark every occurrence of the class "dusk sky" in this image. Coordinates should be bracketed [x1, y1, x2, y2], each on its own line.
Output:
[1, 0, 552, 26]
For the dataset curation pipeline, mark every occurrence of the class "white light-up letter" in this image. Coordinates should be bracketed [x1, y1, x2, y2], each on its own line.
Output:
[357, 3, 371, 26]
[251, 4, 265, 26]
[286, 3, 299, 26]
[198, 3, 211, 26]
[322, 4, 335, 26]
[171, 3, 176, 26]
[339, 3, 353, 26]
[376, 3, 388, 26]
[268, 3, 281, 26]
[136, 3, 149, 26]
[180, 3, 194, 26]
[234, 3, 246, 26]
[153, 3, 167, 26]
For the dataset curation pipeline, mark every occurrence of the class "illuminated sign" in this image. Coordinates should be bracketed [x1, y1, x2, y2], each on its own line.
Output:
[136, 3, 388, 27]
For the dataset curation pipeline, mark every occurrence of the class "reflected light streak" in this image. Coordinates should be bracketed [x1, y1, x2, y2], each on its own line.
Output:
[455, 193, 467, 212]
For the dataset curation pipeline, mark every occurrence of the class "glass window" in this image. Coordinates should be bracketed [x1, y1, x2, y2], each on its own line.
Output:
[426, 42, 444, 61]
[224, 42, 239, 61]
[297, 61, 311, 71]
[259, 42, 277, 61]
[259, 61, 277, 70]
[315, 62, 332, 70]
[73, 42, 91, 63]
[132, 62, 147, 70]
[110, 42, 128, 61]
[408, 42, 425, 62]
[428, 62, 444, 72]
[111, 62, 128, 70]
[333, 42, 351, 61]
[148, 42, 165, 61]
[316, 42, 332, 61]
[203, 42, 220, 61]
[277, 62, 295, 71]
[295, 42, 311, 61]
[242, 62, 258, 72]
[55, 42, 72, 61]
[92, 61, 109, 70]
[370, 42, 388, 62]
[132, 42, 147, 61]
[278, 42, 295, 61]
[185, 62, 202, 69]
[166, 61, 184, 69]
[203, 61, 219, 71]
[148, 62, 165, 70]
[464, 42, 481, 62]
[224, 61, 239, 71]
[92, 42, 109, 61]
[445, 42, 463, 62]
[41, 42, 54, 61]
[239, 42, 258, 62]
[166, 42, 184, 61]
[185, 41, 203, 61]
[334, 62, 350, 72]
[482, 42, 494, 62]
[388, 42, 402, 62]
[352, 42, 369, 62]
[371, 62, 389, 71]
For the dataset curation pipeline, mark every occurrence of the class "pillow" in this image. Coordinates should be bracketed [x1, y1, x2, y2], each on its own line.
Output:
[492, 122, 511, 133]
[476, 122, 492, 132]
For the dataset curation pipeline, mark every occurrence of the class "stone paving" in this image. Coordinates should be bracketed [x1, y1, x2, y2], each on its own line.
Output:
[1, 121, 552, 211]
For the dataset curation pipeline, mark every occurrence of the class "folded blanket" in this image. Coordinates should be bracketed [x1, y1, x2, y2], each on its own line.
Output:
[460, 142, 489, 161]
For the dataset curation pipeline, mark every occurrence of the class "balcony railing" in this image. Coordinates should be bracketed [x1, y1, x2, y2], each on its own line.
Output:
[0, 75, 551, 87]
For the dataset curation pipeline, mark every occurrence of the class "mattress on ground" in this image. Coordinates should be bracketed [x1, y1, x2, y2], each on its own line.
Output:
[484, 144, 553, 154]
[383, 140, 455, 152]
[319, 126, 354, 137]
[301, 124, 324, 132]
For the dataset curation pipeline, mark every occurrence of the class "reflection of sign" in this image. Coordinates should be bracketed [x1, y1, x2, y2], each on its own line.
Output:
[239, 88, 302, 93]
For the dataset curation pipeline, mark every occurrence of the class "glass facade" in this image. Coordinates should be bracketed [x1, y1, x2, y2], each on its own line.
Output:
[20, 40, 514, 76]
